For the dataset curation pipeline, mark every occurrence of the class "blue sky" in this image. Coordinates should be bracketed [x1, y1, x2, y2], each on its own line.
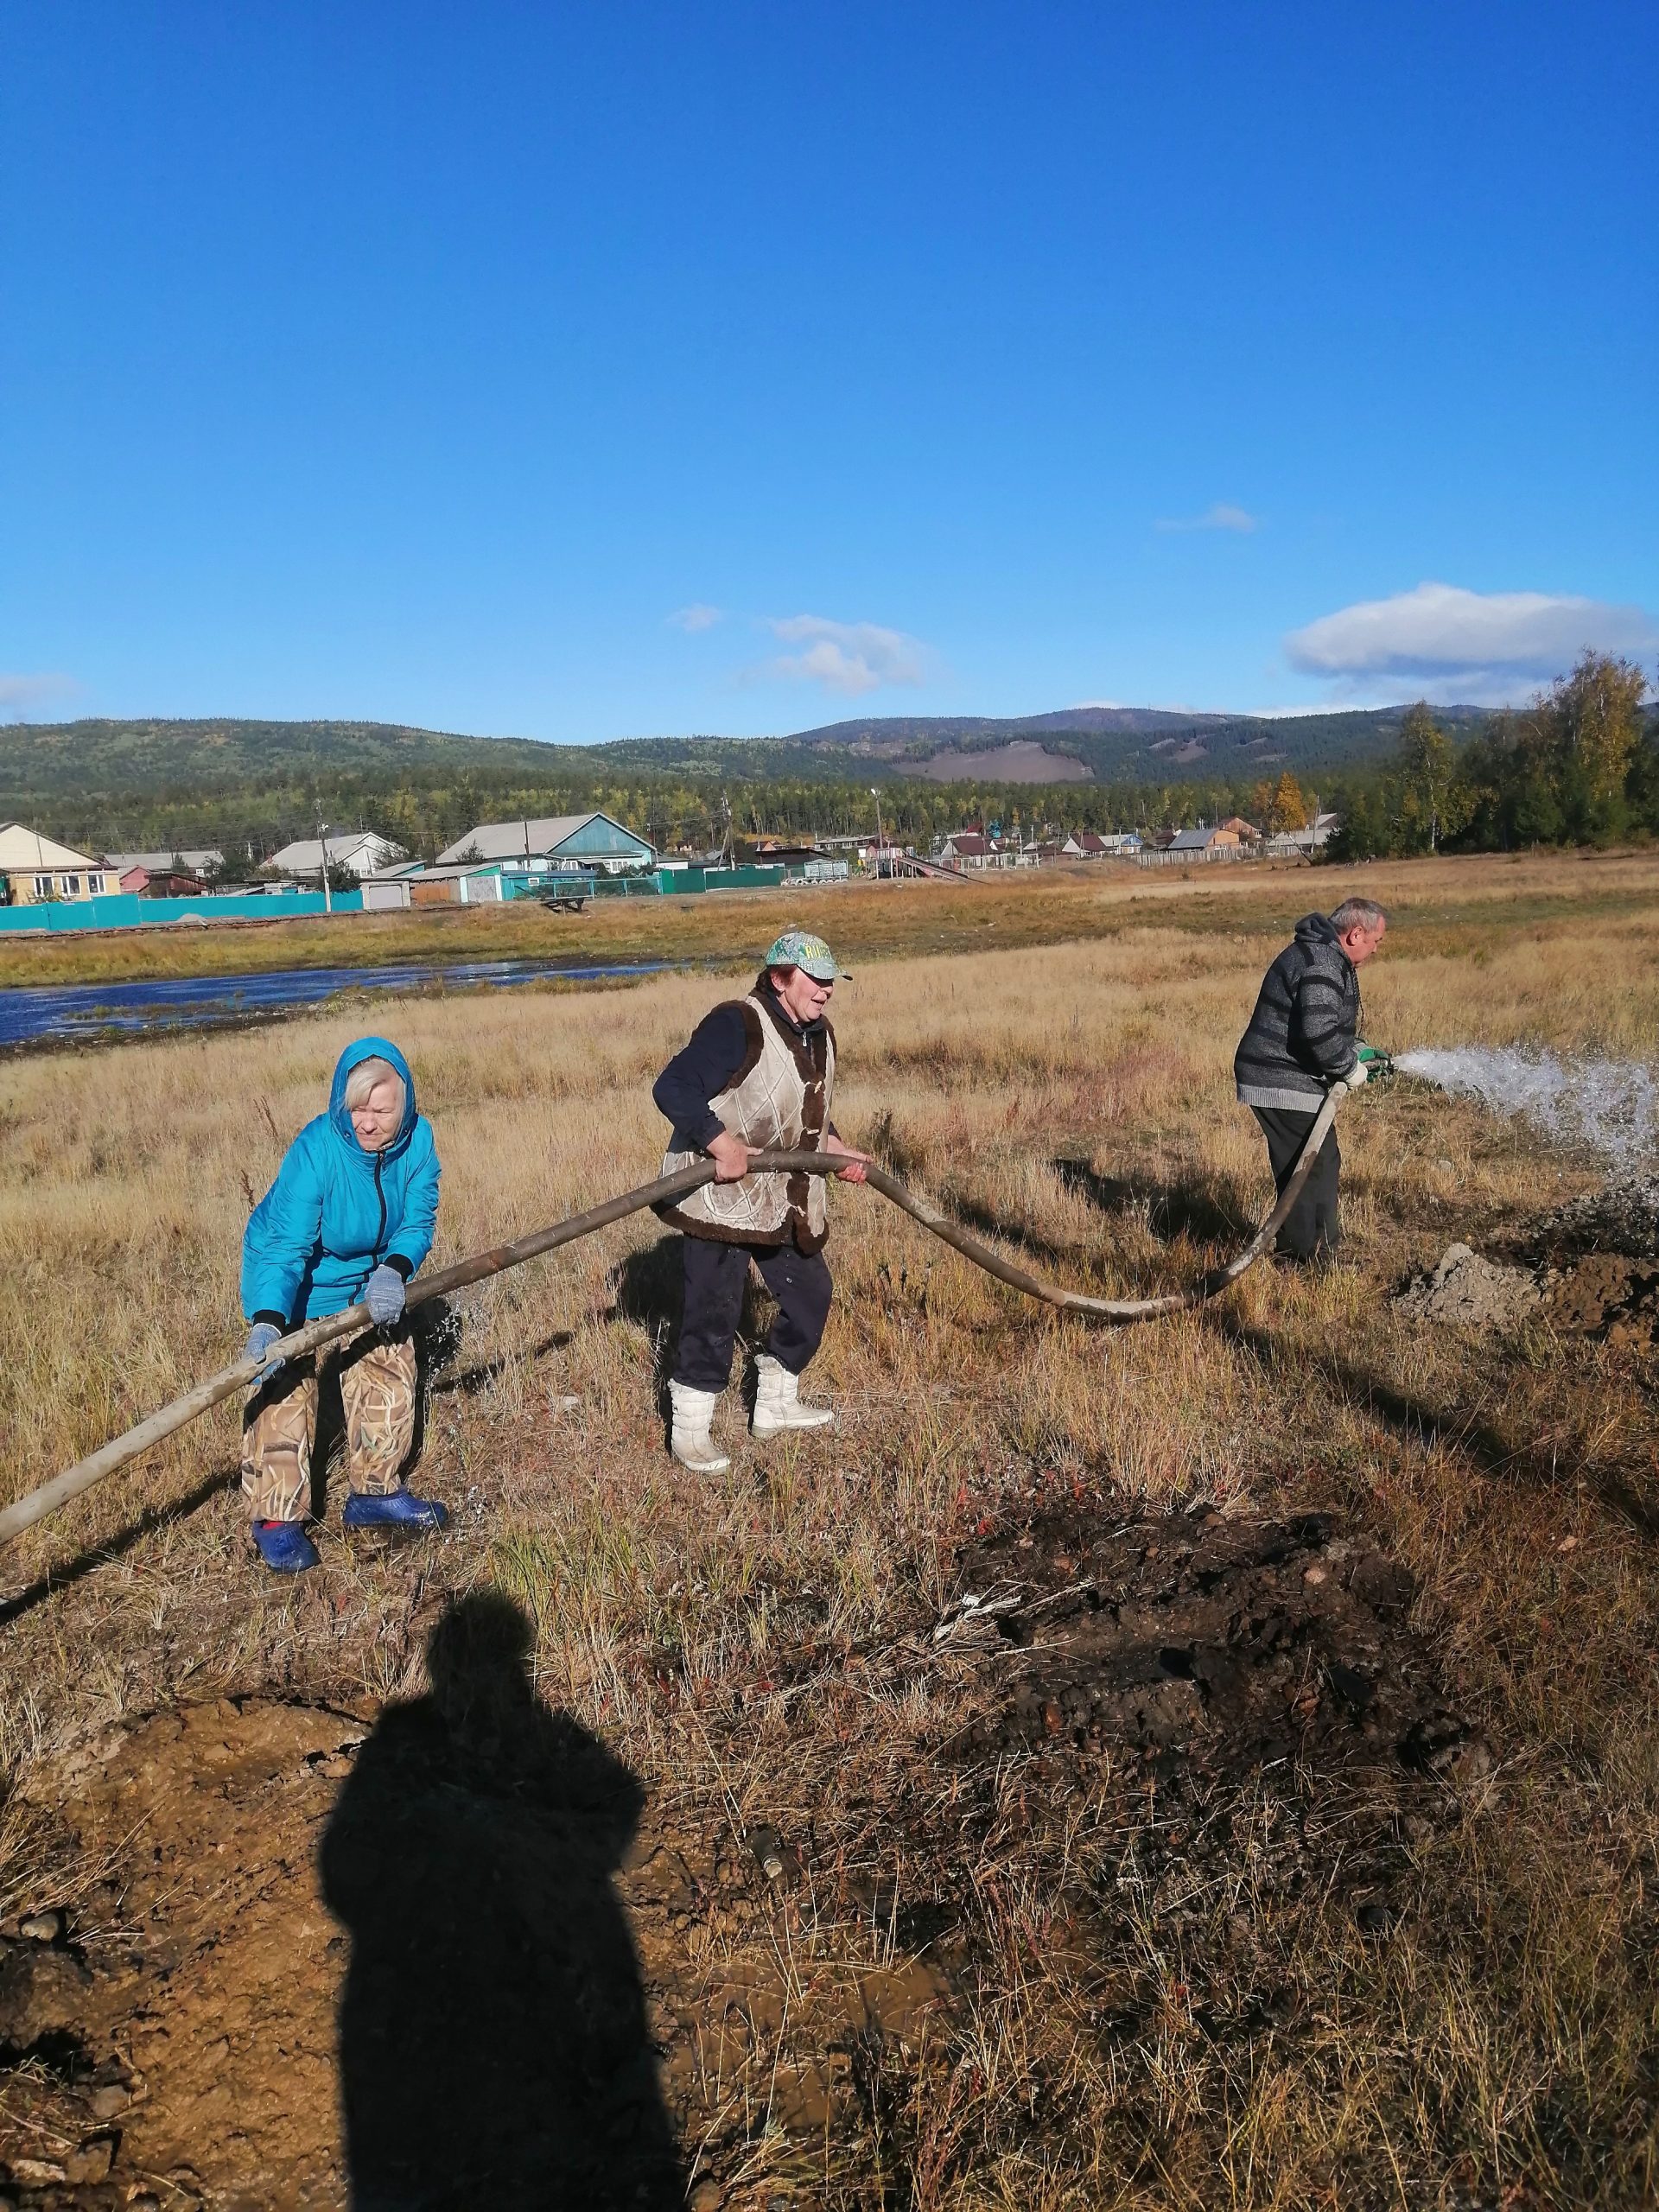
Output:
[3, 2, 1655, 738]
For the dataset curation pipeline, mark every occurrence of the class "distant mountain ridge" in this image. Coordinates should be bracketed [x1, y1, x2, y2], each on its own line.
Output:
[743, 702, 1492, 785]
[785, 705, 1239, 747]
[0, 702, 1493, 807]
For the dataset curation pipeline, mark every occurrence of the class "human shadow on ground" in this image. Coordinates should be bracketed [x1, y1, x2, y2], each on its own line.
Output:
[1052, 1155, 1250, 1249]
[929, 1158, 1251, 1287]
[320, 1590, 685, 2212]
[0, 1465, 238, 1628]
[608, 1233, 762, 1398]
[1205, 1308, 1659, 1542]
[429, 1329, 575, 1402]
[939, 1189, 1090, 1271]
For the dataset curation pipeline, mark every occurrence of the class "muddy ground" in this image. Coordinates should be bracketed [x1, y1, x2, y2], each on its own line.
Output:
[1396, 1215, 1659, 1351]
[0, 1486, 1487, 2212]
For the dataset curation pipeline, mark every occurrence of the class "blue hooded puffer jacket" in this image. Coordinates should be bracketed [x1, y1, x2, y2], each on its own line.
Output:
[242, 1037, 441, 1326]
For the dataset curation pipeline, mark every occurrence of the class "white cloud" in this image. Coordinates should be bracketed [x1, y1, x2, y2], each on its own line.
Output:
[1285, 582, 1657, 704]
[667, 603, 723, 632]
[1156, 502, 1258, 535]
[760, 614, 930, 697]
[0, 671, 77, 718]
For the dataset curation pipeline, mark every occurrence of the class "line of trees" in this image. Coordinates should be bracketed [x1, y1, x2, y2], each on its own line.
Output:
[36, 766, 1311, 869]
[1329, 654, 1656, 861]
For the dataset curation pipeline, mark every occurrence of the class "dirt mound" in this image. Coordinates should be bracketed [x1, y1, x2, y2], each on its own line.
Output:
[949, 1504, 1484, 1795]
[1548, 1252, 1659, 1347]
[1533, 1173, 1659, 1262]
[1395, 1243, 1545, 1332]
[1394, 1238, 1659, 1348]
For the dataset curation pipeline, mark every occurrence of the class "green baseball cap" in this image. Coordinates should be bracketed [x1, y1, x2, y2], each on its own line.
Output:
[764, 928, 844, 982]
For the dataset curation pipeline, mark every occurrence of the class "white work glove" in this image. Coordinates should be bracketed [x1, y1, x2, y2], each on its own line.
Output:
[365, 1263, 406, 1326]
[1336, 1059, 1370, 1094]
[244, 1321, 287, 1382]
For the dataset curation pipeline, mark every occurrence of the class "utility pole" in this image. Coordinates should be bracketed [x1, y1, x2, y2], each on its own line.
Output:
[316, 810, 333, 914]
[869, 788, 883, 880]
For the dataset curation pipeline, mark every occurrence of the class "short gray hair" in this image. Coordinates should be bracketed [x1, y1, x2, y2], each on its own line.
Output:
[343, 1055, 406, 1121]
[1329, 896, 1388, 934]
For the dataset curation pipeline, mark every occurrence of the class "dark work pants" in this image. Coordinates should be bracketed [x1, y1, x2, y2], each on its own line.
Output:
[1251, 1104, 1342, 1260]
[675, 1236, 834, 1391]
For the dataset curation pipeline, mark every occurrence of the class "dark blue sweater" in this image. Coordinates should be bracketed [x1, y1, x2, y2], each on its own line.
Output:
[653, 982, 836, 1151]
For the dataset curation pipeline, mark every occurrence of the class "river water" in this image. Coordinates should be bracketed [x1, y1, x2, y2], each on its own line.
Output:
[0, 957, 672, 1049]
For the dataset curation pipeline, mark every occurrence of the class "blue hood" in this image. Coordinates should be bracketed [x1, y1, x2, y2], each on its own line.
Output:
[242, 1034, 442, 1325]
[328, 1035, 419, 1160]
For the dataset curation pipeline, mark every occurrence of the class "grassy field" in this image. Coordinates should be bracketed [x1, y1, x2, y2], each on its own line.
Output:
[5, 844, 1659, 991]
[2, 849, 1658, 2208]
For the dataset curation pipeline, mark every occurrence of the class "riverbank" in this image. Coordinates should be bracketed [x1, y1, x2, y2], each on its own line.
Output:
[0, 955, 674, 1050]
[3, 848, 1657, 991]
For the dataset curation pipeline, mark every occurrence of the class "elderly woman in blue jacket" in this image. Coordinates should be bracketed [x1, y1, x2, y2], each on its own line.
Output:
[240, 1036, 446, 1573]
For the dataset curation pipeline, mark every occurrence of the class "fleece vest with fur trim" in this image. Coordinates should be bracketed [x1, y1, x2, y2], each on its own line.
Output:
[658, 992, 836, 1250]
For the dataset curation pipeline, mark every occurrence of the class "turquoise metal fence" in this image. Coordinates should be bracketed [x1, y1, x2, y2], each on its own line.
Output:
[643, 865, 786, 895]
[0, 889, 364, 934]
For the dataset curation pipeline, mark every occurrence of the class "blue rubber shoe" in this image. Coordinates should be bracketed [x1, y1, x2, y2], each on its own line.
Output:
[252, 1520, 321, 1573]
[341, 1489, 449, 1533]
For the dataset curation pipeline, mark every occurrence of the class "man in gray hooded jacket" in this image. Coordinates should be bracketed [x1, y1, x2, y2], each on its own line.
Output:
[1233, 897, 1388, 1262]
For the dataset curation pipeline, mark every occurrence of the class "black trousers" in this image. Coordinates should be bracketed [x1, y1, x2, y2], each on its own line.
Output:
[674, 1235, 834, 1391]
[1251, 1104, 1341, 1260]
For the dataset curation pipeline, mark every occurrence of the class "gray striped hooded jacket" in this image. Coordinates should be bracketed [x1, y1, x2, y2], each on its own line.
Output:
[1233, 912, 1362, 1110]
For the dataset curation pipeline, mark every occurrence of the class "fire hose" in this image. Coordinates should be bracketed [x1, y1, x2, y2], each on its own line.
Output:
[0, 1090, 1340, 1549]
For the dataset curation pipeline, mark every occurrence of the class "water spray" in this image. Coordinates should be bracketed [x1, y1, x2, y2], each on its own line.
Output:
[1393, 1046, 1659, 1176]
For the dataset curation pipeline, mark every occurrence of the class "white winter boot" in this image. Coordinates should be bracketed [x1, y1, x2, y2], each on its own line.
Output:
[751, 1353, 835, 1438]
[669, 1381, 730, 1474]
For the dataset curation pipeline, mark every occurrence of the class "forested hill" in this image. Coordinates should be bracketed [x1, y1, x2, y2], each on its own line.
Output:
[780, 703, 1491, 782]
[0, 716, 588, 793]
[2, 702, 1490, 803]
[0, 703, 1493, 861]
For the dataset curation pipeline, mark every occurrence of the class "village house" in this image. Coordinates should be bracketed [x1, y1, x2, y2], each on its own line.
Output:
[0, 823, 113, 904]
[116, 861, 210, 898]
[268, 830, 408, 881]
[935, 830, 994, 868]
[1140, 823, 1249, 865]
[739, 837, 823, 867]
[435, 810, 656, 876]
[1166, 824, 1243, 855]
[105, 847, 225, 888]
[1263, 811, 1342, 859]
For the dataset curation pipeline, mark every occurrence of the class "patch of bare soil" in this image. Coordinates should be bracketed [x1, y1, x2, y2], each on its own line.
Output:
[0, 1504, 1478, 2210]
[0, 1620, 944, 2211]
[1394, 1234, 1659, 1351]
[1395, 1243, 1545, 1332]
[1546, 1253, 1659, 1348]
[1531, 1175, 1659, 1263]
[949, 1503, 1476, 1778]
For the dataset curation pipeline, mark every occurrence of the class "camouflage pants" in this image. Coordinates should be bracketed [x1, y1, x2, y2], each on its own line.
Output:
[241, 1325, 419, 1522]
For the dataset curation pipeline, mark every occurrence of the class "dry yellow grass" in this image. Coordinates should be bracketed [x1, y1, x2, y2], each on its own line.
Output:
[3, 848, 1659, 2206]
[4, 841, 1659, 990]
